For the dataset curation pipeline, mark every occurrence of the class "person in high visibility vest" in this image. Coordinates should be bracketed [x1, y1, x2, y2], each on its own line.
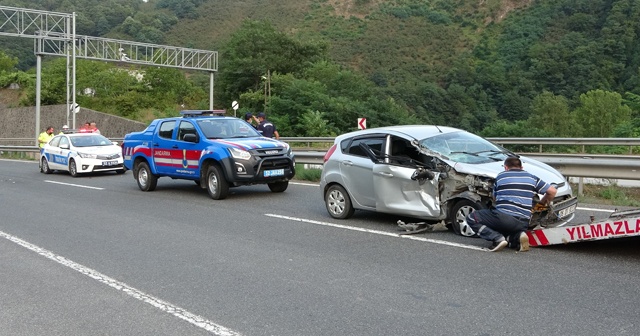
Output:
[38, 126, 55, 149]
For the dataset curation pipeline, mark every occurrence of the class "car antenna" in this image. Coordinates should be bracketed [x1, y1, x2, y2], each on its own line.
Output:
[435, 125, 443, 133]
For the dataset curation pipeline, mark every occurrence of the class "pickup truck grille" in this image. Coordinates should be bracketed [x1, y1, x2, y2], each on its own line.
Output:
[252, 148, 287, 157]
[259, 158, 291, 170]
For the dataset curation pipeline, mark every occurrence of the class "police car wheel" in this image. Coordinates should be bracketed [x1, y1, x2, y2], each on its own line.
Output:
[135, 161, 157, 192]
[449, 199, 483, 237]
[268, 181, 288, 193]
[69, 159, 79, 177]
[206, 165, 229, 200]
[41, 157, 52, 174]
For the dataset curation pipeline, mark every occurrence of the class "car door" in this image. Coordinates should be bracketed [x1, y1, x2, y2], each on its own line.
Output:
[339, 135, 386, 209]
[152, 120, 178, 175]
[373, 136, 442, 218]
[172, 120, 202, 178]
[44, 136, 64, 169]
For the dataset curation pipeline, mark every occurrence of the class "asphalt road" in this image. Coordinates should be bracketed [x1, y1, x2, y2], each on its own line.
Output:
[1, 159, 639, 336]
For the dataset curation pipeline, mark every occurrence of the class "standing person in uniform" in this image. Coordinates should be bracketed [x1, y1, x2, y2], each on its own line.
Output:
[466, 156, 557, 252]
[38, 126, 55, 148]
[256, 112, 279, 139]
[90, 122, 101, 134]
[59, 125, 69, 134]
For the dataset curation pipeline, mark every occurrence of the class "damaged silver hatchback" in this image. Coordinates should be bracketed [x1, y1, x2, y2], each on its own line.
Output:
[319, 125, 578, 236]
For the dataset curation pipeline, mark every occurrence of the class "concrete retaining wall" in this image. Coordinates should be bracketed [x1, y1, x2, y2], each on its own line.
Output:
[0, 105, 147, 143]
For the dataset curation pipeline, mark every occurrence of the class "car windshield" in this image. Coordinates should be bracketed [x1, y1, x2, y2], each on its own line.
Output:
[196, 119, 261, 139]
[418, 131, 509, 164]
[70, 134, 113, 147]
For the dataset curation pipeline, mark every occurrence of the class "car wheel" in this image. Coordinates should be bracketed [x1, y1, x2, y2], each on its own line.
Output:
[206, 165, 229, 200]
[41, 157, 52, 174]
[69, 159, 79, 177]
[135, 161, 157, 191]
[268, 181, 288, 193]
[449, 199, 484, 237]
[325, 184, 355, 219]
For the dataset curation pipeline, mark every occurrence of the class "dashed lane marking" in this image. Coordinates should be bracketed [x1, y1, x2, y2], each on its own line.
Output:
[265, 214, 486, 251]
[45, 180, 105, 190]
[0, 230, 242, 336]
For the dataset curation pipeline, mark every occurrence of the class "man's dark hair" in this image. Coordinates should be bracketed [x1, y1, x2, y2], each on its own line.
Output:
[504, 156, 522, 169]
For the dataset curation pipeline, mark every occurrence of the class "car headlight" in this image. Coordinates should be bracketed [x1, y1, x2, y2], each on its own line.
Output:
[228, 147, 252, 160]
[77, 152, 97, 159]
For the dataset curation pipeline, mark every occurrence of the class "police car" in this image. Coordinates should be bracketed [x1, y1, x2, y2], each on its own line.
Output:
[40, 131, 125, 177]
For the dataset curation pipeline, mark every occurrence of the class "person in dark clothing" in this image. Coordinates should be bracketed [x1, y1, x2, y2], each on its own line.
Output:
[244, 113, 257, 129]
[256, 112, 279, 139]
[466, 156, 557, 252]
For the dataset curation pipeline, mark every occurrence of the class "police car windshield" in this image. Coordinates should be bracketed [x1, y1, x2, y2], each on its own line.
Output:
[196, 119, 261, 139]
[71, 134, 113, 147]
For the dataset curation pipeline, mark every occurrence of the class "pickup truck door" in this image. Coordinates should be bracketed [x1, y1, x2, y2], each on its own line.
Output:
[153, 120, 201, 178]
[152, 120, 178, 175]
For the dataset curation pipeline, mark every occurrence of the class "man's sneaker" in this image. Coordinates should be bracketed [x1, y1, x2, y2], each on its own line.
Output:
[518, 232, 530, 252]
[488, 240, 508, 252]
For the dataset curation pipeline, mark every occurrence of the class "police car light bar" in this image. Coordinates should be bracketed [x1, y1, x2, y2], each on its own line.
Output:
[180, 110, 226, 117]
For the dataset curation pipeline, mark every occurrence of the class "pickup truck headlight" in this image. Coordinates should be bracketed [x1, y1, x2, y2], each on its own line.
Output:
[77, 152, 97, 159]
[228, 147, 252, 160]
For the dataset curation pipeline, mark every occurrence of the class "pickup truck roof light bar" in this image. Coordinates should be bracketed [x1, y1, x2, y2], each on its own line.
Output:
[180, 110, 227, 118]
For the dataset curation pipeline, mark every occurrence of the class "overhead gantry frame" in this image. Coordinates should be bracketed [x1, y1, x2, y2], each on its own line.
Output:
[0, 5, 218, 141]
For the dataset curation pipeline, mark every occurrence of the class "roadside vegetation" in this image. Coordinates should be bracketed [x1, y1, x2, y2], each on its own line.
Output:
[1, 0, 640, 141]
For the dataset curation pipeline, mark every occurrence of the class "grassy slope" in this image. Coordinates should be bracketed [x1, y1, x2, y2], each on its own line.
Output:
[163, 0, 531, 82]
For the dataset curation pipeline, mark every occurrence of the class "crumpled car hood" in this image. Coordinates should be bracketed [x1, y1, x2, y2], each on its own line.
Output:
[447, 155, 567, 185]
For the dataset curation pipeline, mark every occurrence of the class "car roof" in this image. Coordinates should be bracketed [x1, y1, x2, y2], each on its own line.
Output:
[336, 125, 463, 141]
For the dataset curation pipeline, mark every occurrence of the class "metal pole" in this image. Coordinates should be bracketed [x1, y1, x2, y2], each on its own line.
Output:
[209, 72, 214, 110]
[72, 12, 77, 129]
[35, 54, 42, 146]
[66, 38, 71, 127]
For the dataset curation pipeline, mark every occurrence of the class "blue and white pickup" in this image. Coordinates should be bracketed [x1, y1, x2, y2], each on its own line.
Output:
[122, 110, 295, 199]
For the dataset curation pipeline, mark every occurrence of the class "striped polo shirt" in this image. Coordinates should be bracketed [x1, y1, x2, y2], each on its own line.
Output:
[493, 169, 551, 220]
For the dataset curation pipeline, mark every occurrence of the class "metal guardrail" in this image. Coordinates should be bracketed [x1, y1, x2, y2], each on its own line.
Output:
[2, 139, 639, 180]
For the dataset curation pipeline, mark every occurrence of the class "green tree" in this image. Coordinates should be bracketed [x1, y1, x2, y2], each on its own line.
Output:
[216, 20, 328, 109]
[0, 51, 18, 73]
[574, 89, 632, 137]
[528, 91, 581, 137]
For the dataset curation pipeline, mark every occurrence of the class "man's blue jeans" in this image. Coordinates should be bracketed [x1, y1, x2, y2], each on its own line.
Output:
[466, 208, 529, 244]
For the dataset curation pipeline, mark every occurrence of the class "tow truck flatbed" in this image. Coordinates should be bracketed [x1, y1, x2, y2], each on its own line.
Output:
[526, 209, 640, 246]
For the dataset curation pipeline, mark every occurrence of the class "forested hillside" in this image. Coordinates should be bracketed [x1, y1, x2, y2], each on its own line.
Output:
[1, 0, 639, 140]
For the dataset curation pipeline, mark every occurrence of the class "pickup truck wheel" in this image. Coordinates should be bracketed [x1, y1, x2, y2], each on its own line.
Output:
[325, 184, 355, 219]
[206, 165, 229, 200]
[41, 157, 52, 174]
[135, 162, 157, 191]
[268, 181, 288, 193]
[449, 199, 483, 237]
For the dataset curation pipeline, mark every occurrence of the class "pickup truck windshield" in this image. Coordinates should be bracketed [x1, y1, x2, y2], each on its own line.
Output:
[196, 119, 261, 139]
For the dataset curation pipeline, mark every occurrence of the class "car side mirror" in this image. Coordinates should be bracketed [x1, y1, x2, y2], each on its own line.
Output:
[183, 133, 198, 143]
[60, 144, 70, 149]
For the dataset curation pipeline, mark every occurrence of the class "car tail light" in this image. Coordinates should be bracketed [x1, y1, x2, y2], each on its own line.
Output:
[324, 144, 337, 162]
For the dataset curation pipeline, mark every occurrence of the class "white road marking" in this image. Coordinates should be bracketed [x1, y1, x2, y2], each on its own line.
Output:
[0, 230, 241, 336]
[265, 214, 486, 251]
[577, 207, 615, 213]
[45, 180, 105, 190]
[290, 181, 319, 187]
